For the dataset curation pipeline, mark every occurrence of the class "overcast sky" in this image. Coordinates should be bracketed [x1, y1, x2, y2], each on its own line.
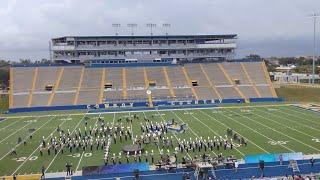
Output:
[0, 0, 319, 61]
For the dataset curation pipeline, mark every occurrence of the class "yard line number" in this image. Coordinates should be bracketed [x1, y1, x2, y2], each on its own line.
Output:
[268, 140, 289, 145]
[12, 153, 92, 162]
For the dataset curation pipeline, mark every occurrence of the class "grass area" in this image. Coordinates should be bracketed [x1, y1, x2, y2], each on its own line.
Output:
[0, 104, 319, 176]
[276, 86, 320, 103]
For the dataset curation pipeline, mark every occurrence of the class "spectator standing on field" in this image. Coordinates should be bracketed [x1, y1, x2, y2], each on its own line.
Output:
[310, 157, 315, 168]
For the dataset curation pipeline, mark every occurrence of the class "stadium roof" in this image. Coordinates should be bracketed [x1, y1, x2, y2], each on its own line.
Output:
[53, 34, 237, 40]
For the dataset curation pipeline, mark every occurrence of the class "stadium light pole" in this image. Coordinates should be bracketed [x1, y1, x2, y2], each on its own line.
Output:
[309, 13, 320, 85]
[162, 23, 171, 36]
[112, 23, 121, 36]
[146, 23, 157, 36]
[127, 24, 138, 36]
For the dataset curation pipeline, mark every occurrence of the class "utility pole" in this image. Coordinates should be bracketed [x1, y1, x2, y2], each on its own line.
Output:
[309, 13, 319, 85]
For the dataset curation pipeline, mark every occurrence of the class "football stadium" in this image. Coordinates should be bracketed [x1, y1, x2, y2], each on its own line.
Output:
[0, 34, 320, 180]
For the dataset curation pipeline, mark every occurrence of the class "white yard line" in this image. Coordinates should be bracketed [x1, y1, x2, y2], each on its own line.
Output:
[214, 109, 295, 152]
[0, 119, 21, 131]
[184, 109, 245, 157]
[254, 108, 318, 139]
[128, 112, 134, 144]
[198, 110, 269, 154]
[75, 113, 104, 172]
[45, 113, 87, 173]
[142, 111, 161, 154]
[112, 113, 115, 126]
[284, 106, 320, 119]
[227, 109, 320, 153]
[10, 115, 71, 175]
[0, 116, 55, 161]
[75, 152, 85, 172]
[171, 110, 218, 157]
[155, 110, 192, 159]
[4, 114, 57, 119]
[109, 113, 116, 150]
[0, 121, 32, 144]
[274, 107, 320, 131]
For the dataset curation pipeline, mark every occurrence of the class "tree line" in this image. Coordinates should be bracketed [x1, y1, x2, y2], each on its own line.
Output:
[0, 59, 52, 89]
[266, 56, 320, 74]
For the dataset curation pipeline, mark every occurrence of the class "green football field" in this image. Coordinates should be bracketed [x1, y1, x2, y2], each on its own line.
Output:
[0, 104, 320, 176]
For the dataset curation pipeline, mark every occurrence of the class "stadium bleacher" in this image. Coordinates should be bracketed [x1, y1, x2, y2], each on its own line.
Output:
[9, 61, 277, 109]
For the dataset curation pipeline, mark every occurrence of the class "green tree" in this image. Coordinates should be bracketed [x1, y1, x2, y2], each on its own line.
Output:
[18, 59, 32, 64]
[246, 54, 261, 60]
[0, 60, 10, 88]
[40, 58, 52, 64]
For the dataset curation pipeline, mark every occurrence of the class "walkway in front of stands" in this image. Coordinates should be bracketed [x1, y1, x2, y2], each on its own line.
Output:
[43, 159, 320, 180]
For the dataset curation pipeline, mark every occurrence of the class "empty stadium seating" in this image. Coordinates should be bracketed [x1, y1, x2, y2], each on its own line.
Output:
[257, 85, 274, 97]
[243, 62, 268, 84]
[58, 66, 82, 91]
[194, 87, 219, 100]
[146, 67, 167, 87]
[11, 67, 34, 93]
[150, 88, 171, 100]
[202, 63, 231, 86]
[126, 67, 145, 88]
[223, 62, 250, 85]
[10, 61, 277, 108]
[238, 85, 259, 98]
[51, 92, 76, 106]
[12, 94, 29, 108]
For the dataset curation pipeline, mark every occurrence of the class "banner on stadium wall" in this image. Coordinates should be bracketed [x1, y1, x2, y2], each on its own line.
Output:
[153, 99, 222, 106]
[87, 98, 246, 110]
[87, 101, 149, 110]
[9, 97, 281, 113]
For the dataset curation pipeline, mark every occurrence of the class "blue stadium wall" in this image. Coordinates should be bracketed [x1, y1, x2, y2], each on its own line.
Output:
[7, 98, 283, 113]
[10, 58, 262, 68]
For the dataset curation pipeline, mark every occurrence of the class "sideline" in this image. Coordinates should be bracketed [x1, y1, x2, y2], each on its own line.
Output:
[1, 103, 293, 119]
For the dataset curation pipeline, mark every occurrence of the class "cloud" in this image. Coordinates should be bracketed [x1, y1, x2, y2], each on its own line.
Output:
[0, 0, 319, 60]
